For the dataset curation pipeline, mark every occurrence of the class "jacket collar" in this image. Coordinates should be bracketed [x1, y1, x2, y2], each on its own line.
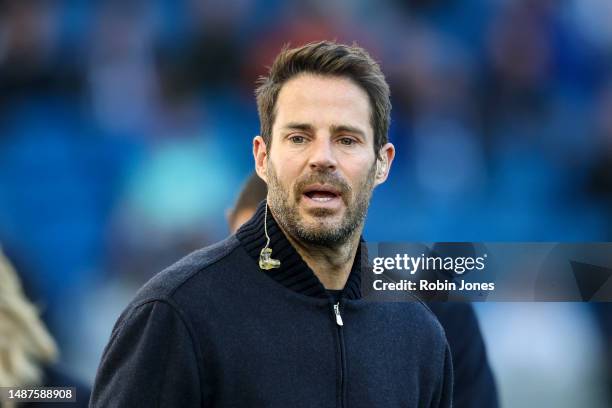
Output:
[236, 201, 363, 300]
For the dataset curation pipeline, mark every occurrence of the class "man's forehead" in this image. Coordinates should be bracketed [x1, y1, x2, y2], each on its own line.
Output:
[273, 74, 373, 136]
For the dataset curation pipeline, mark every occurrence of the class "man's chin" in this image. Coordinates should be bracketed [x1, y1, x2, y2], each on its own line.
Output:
[296, 226, 346, 246]
[296, 215, 345, 237]
[299, 206, 343, 222]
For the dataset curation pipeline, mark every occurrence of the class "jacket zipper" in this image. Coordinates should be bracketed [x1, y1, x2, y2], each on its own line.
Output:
[332, 301, 347, 408]
[333, 302, 344, 326]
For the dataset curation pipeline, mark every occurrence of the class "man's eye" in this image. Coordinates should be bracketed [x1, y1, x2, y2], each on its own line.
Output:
[289, 135, 306, 144]
[339, 137, 356, 146]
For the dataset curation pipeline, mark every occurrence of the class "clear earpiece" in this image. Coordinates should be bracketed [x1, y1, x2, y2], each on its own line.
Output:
[259, 203, 281, 270]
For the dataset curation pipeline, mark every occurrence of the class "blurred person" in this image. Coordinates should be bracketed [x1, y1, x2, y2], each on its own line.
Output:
[588, 77, 612, 234]
[0, 248, 90, 407]
[0, 1, 83, 108]
[226, 172, 269, 233]
[587, 78, 612, 405]
[91, 41, 453, 407]
[88, 1, 159, 135]
[228, 172, 498, 408]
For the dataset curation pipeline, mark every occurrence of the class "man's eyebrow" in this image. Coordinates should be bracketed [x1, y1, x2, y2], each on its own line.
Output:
[282, 123, 367, 138]
[283, 123, 315, 132]
[330, 124, 366, 138]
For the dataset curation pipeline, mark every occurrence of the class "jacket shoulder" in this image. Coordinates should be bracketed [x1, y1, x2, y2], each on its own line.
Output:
[131, 235, 241, 304]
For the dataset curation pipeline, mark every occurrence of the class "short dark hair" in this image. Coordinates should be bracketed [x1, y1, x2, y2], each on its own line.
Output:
[255, 41, 391, 157]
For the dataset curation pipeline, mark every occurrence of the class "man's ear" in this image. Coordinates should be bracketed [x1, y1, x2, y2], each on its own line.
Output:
[253, 135, 268, 182]
[374, 142, 395, 186]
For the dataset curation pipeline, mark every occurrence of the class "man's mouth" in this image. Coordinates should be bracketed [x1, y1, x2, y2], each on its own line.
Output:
[301, 185, 343, 206]
[305, 191, 339, 202]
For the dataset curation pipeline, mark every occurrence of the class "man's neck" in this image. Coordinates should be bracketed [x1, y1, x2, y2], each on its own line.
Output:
[282, 228, 362, 291]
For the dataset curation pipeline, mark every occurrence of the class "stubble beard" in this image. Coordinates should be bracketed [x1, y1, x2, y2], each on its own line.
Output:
[266, 161, 376, 247]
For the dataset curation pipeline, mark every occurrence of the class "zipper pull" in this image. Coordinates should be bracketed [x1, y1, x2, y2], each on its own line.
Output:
[333, 302, 344, 326]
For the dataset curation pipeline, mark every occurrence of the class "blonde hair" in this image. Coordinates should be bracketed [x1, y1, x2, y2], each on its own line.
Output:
[0, 247, 58, 392]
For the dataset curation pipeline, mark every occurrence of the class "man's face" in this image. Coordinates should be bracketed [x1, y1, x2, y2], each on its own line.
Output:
[254, 74, 392, 246]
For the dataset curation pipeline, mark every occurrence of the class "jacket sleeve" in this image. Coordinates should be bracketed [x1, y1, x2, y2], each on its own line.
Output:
[432, 341, 454, 408]
[90, 299, 202, 407]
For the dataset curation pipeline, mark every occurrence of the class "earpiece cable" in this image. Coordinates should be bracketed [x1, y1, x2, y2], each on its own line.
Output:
[264, 202, 271, 250]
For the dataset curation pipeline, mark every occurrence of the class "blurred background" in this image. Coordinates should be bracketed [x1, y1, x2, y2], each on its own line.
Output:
[0, 0, 611, 406]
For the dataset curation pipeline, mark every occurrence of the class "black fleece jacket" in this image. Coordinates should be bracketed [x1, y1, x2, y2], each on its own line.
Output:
[90, 202, 453, 407]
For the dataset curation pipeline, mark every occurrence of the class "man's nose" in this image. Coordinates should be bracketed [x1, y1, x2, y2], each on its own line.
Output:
[308, 137, 337, 172]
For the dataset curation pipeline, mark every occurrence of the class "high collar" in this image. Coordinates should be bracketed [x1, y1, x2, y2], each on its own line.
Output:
[235, 201, 363, 300]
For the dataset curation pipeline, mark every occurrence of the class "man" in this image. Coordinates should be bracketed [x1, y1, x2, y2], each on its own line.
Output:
[91, 41, 452, 407]
[228, 174, 498, 408]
